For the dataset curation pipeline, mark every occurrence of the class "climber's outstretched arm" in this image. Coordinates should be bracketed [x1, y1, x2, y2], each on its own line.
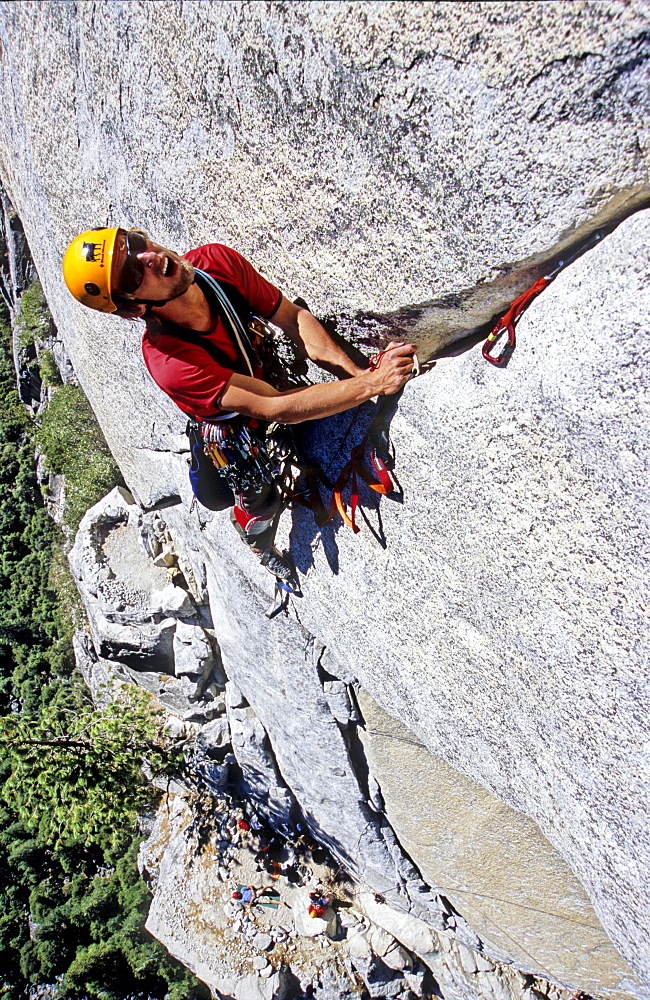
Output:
[219, 341, 415, 425]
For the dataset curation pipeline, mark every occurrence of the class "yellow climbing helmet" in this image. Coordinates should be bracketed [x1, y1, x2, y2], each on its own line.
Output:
[62, 227, 120, 313]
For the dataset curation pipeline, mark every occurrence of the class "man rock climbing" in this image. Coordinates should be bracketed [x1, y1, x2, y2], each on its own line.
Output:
[62, 227, 414, 581]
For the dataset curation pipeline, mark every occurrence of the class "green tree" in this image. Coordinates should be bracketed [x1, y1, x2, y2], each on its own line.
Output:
[0, 686, 183, 852]
[0, 290, 205, 998]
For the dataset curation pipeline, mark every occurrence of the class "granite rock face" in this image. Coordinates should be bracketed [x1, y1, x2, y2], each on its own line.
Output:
[0, 1, 649, 995]
[356, 690, 643, 1000]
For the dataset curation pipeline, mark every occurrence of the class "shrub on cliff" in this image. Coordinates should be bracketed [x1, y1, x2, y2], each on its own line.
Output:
[11, 276, 123, 534]
[37, 347, 63, 388]
[36, 381, 123, 533]
[14, 279, 52, 349]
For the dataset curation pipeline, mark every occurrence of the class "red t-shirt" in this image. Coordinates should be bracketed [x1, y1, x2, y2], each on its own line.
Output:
[141, 244, 282, 418]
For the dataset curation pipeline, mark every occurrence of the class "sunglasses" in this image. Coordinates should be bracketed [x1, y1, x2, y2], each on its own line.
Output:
[115, 230, 147, 295]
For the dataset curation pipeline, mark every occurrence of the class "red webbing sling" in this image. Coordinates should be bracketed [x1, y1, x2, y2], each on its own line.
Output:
[328, 439, 394, 533]
[483, 228, 606, 366]
[482, 276, 550, 366]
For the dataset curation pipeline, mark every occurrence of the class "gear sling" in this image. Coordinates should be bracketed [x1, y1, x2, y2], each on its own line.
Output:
[174, 268, 288, 511]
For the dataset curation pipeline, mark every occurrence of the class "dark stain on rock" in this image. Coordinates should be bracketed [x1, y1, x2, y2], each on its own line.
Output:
[357, 183, 650, 364]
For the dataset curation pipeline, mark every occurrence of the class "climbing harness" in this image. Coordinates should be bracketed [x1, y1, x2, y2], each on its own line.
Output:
[483, 229, 605, 366]
[169, 271, 291, 502]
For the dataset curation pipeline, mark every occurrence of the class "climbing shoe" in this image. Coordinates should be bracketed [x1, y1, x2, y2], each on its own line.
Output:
[259, 547, 294, 582]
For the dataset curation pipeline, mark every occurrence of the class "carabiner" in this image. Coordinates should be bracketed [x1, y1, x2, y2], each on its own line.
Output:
[482, 317, 516, 367]
[482, 275, 550, 366]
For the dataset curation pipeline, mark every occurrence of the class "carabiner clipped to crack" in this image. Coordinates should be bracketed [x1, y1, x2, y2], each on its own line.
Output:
[482, 227, 606, 367]
[482, 315, 517, 367]
[482, 276, 550, 367]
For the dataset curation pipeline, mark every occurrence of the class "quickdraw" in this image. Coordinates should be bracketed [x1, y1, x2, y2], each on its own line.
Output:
[328, 439, 395, 533]
[483, 229, 605, 366]
[482, 276, 550, 366]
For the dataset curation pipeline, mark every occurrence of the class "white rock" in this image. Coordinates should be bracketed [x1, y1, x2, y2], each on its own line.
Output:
[162, 715, 186, 739]
[457, 943, 478, 975]
[474, 953, 495, 973]
[226, 680, 246, 710]
[153, 584, 194, 618]
[338, 910, 361, 930]
[367, 924, 399, 959]
[381, 941, 413, 972]
[357, 894, 437, 956]
[345, 927, 372, 959]
[173, 620, 215, 677]
[199, 716, 230, 749]
[322, 679, 356, 724]
[252, 932, 273, 952]
[293, 906, 329, 938]
[403, 968, 426, 997]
